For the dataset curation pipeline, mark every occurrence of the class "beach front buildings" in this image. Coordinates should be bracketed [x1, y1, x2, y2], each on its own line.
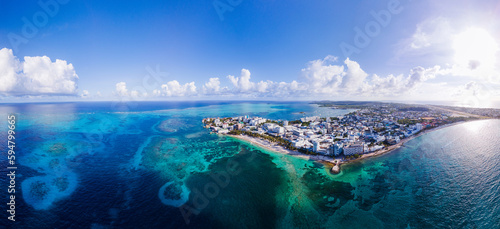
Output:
[202, 104, 456, 159]
[343, 143, 365, 155]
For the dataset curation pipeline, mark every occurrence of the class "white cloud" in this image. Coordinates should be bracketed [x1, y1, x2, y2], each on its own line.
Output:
[340, 58, 369, 91]
[118, 55, 497, 102]
[0, 48, 79, 96]
[115, 82, 128, 96]
[130, 90, 139, 97]
[261, 80, 307, 98]
[0, 48, 20, 93]
[361, 74, 406, 96]
[409, 17, 452, 50]
[406, 65, 440, 89]
[301, 55, 344, 94]
[114, 82, 149, 98]
[392, 17, 457, 67]
[220, 68, 308, 98]
[159, 80, 197, 97]
[22, 56, 78, 94]
[300, 56, 445, 98]
[227, 69, 255, 93]
[202, 77, 222, 94]
[256, 81, 268, 93]
[80, 90, 89, 98]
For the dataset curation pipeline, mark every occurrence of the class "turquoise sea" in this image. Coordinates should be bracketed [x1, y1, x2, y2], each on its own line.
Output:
[0, 101, 499, 228]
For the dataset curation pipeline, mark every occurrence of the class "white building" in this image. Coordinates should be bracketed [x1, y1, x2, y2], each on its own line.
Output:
[273, 126, 285, 134]
[301, 116, 320, 122]
[313, 141, 320, 152]
[293, 129, 304, 136]
[333, 143, 343, 156]
[264, 123, 282, 132]
[218, 129, 229, 134]
[343, 143, 364, 155]
[375, 135, 386, 143]
[415, 123, 423, 131]
[249, 118, 267, 126]
[305, 130, 315, 136]
[293, 138, 313, 149]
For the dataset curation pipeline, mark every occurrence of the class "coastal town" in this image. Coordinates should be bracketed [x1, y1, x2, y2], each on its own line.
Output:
[202, 103, 500, 172]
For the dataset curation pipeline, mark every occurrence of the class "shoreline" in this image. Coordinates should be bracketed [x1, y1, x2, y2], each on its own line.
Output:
[224, 119, 488, 173]
[227, 134, 339, 165]
[342, 120, 469, 164]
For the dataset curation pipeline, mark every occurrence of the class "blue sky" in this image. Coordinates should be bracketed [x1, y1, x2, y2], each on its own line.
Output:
[1, 0, 500, 107]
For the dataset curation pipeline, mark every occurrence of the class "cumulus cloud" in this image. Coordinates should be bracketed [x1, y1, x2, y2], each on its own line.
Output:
[301, 55, 344, 94]
[221, 68, 307, 98]
[0, 48, 79, 96]
[120, 54, 475, 101]
[115, 55, 471, 101]
[0, 48, 20, 93]
[260, 80, 307, 97]
[202, 77, 222, 94]
[406, 65, 440, 89]
[159, 80, 197, 96]
[22, 56, 78, 94]
[227, 69, 255, 93]
[300, 56, 443, 98]
[361, 74, 406, 96]
[115, 82, 148, 98]
[340, 58, 369, 91]
[130, 90, 139, 97]
[256, 81, 268, 93]
[115, 82, 128, 96]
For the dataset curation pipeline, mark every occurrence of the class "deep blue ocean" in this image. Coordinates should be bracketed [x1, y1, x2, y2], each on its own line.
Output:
[0, 101, 499, 229]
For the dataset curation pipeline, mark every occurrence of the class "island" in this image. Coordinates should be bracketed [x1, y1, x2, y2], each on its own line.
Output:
[202, 102, 500, 174]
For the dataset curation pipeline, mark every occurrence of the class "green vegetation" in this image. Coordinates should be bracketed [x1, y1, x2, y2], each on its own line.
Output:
[397, 118, 422, 125]
[228, 130, 320, 156]
[265, 120, 278, 124]
[203, 119, 215, 126]
[288, 120, 302, 125]
[345, 154, 362, 160]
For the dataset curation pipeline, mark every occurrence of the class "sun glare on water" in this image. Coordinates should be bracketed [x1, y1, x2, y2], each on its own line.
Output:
[453, 28, 499, 69]
[463, 120, 486, 133]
